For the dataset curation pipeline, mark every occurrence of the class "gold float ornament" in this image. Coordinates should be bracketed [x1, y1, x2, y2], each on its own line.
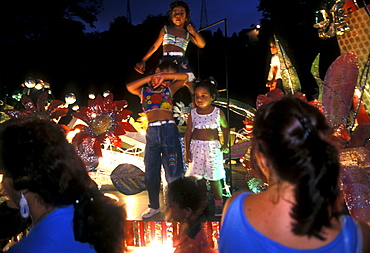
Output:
[91, 114, 113, 135]
[71, 93, 137, 157]
[313, 0, 350, 39]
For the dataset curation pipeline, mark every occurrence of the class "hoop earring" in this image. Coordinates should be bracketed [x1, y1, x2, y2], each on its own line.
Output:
[19, 192, 30, 218]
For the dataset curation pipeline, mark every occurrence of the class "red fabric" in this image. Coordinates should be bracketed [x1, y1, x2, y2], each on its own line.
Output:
[174, 222, 216, 253]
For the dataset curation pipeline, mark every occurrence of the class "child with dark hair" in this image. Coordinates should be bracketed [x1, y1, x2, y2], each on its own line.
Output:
[219, 97, 370, 252]
[166, 177, 216, 253]
[184, 79, 229, 217]
[127, 60, 189, 218]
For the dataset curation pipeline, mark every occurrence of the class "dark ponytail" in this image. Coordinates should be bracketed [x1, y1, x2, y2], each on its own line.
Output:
[290, 124, 340, 239]
[74, 184, 127, 252]
[252, 97, 340, 240]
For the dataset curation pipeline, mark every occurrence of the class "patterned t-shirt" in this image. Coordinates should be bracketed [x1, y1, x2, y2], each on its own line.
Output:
[141, 86, 173, 112]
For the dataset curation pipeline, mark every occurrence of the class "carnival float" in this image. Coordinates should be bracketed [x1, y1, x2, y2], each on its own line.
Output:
[1, 0, 369, 249]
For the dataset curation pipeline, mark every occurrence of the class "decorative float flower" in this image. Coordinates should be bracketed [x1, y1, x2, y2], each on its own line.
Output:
[71, 93, 136, 157]
[2, 91, 68, 120]
[173, 101, 191, 126]
[130, 112, 148, 134]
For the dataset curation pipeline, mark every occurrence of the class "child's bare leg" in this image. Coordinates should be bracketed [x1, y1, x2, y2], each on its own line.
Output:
[209, 180, 223, 201]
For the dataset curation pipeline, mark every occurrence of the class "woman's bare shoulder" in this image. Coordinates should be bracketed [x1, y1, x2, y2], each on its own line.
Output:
[222, 192, 249, 219]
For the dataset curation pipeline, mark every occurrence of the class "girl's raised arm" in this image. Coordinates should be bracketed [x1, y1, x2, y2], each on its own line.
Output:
[187, 24, 206, 48]
[135, 28, 166, 74]
[126, 75, 152, 96]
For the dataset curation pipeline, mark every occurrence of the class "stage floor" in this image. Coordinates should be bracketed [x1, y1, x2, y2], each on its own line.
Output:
[100, 162, 249, 221]
[98, 162, 249, 252]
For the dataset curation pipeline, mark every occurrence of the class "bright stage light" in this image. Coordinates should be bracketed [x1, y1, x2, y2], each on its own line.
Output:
[146, 239, 174, 252]
[103, 193, 120, 202]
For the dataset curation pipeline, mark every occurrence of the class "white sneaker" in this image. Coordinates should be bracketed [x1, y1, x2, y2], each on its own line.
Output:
[141, 208, 160, 218]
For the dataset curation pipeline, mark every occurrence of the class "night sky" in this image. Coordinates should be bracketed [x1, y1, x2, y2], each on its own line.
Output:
[88, 0, 262, 34]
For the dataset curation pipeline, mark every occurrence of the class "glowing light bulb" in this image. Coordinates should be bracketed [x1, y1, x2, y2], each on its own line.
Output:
[65, 93, 77, 105]
[72, 105, 79, 111]
[24, 77, 36, 89]
[89, 93, 96, 100]
[34, 82, 43, 90]
[103, 90, 111, 97]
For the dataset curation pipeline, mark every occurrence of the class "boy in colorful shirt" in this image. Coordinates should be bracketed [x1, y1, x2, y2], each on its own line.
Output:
[127, 61, 189, 218]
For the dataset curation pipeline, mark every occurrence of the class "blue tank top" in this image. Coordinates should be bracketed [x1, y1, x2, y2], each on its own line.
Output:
[7, 205, 96, 253]
[162, 25, 190, 52]
[219, 192, 362, 253]
[141, 86, 173, 112]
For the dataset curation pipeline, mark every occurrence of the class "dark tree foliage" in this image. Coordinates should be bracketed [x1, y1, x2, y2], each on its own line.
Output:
[0, 0, 102, 41]
[257, 0, 341, 100]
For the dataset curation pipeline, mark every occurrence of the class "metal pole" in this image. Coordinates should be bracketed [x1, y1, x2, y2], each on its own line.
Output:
[198, 19, 227, 32]
[224, 19, 232, 192]
[197, 18, 232, 195]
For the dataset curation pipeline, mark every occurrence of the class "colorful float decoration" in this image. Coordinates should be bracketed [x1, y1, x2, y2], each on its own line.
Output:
[1, 89, 144, 195]
[2, 91, 68, 121]
[71, 93, 136, 157]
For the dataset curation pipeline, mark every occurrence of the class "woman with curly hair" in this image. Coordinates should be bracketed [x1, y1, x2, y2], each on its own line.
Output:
[0, 118, 127, 253]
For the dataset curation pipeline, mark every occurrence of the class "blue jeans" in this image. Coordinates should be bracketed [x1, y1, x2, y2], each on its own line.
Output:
[144, 121, 184, 209]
